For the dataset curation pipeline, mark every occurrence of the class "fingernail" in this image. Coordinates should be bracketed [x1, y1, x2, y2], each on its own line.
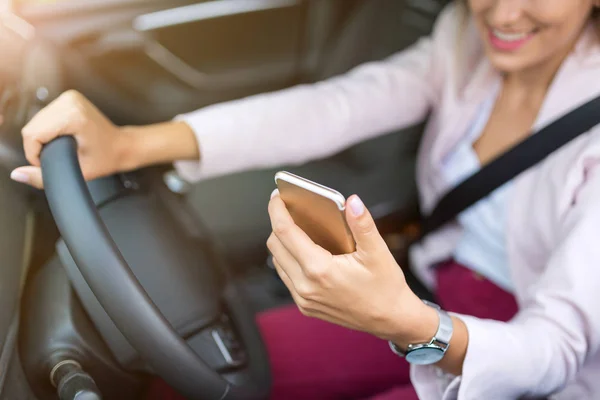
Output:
[271, 189, 280, 199]
[349, 195, 365, 217]
[10, 170, 29, 183]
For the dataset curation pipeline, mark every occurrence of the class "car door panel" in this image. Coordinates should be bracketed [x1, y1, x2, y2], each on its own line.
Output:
[138, 0, 304, 78]
[18, 0, 312, 123]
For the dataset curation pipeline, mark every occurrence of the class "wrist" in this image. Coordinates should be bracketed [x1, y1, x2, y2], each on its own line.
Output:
[385, 293, 439, 349]
[115, 126, 143, 172]
[116, 121, 199, 172]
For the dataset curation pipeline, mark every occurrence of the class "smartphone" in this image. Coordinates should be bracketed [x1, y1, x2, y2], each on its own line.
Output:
[274, 171, 356, 255]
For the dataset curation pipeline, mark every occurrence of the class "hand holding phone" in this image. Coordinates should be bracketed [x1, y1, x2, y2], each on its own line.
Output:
[269, 172, 425, 346]
[274, 171, 356, 255]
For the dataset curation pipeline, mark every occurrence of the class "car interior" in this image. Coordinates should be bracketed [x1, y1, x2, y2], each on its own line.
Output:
[0, 0, 449, 399]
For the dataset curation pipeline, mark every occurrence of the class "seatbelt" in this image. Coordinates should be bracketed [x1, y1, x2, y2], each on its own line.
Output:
[420, 94, 600, 239]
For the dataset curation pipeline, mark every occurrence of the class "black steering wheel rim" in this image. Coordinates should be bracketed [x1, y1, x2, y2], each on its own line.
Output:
[41, 137, 270, 400]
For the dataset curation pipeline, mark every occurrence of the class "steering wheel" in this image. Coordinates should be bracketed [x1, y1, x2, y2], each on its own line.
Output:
[40, 137, 271, 400]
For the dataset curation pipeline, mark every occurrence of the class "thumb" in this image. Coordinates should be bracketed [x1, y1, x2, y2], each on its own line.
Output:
[11, 166, 44, 189]
[345, 195, 386, 256]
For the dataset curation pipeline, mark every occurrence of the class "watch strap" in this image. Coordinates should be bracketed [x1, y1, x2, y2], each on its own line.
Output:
[389, 300, 453, 360]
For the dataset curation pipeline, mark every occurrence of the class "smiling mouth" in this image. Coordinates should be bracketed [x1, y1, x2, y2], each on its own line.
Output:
[488, 27, 538, 51]
[491, 28, 535, 42]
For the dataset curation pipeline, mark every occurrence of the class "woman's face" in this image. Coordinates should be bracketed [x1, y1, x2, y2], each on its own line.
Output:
[468, 0, 598, 74]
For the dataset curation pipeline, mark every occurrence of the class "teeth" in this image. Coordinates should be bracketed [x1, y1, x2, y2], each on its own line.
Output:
[492, 29, 530, 42]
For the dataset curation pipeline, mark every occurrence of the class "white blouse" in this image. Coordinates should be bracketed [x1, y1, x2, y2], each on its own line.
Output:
[441, 90, 514, 292]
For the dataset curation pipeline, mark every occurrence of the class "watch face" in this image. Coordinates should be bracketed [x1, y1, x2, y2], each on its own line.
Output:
[405, 347, 445, 365]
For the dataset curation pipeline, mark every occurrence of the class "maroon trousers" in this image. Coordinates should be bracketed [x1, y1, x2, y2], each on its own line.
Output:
[148, 261, 518, 399]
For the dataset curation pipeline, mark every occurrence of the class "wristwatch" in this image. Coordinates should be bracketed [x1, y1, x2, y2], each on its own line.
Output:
[388, 300, 453, 365]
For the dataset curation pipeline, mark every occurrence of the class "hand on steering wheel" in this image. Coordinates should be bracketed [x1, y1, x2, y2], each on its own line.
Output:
[12, 90, 128, 189]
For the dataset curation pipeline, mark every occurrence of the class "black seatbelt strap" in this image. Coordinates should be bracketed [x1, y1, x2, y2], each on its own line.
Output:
[420, 94, 600, 239]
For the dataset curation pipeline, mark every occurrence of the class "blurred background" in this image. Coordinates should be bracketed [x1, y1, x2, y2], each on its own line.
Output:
[0, 0, 448, 270]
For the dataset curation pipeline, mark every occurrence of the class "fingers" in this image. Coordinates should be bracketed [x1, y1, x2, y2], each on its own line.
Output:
[271, 256, 298, 298]
[271, 256, 312, 312]
[345, 195, 387, 260]
[10, 166, 43, 189]
[268, 194, 328, 266]
[21, 90, 86, 167]
[271, 257, 349, 326]
[267, 232, 305, 283]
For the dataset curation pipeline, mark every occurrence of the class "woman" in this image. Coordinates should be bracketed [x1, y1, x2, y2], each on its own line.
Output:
[11, 0, 600, 398]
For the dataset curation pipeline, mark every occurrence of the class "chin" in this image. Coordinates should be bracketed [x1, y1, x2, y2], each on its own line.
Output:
[488, 58, 526, 74]
[485, 50, 537, 75]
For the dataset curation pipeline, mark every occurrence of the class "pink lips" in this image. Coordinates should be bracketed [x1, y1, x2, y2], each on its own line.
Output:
[488, 29, 535, 52]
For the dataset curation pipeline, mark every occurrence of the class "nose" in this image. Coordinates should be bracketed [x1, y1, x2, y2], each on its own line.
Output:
[488, 0, 526, 27]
